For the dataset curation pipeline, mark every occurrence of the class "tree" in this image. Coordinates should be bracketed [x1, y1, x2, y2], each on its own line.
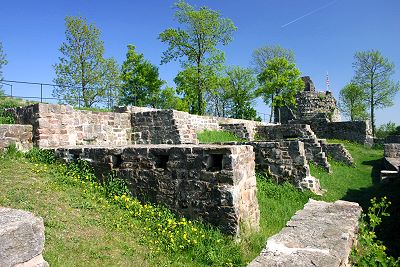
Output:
[353, 50, 400, 136]
[257, 57, 304, 123]
[53, 16, 120, 108]
[0, 41, 7, 93]
[251, 44, 295, 74]
[251, 45, 295, 121]
[119, 45, 164, 107]
[159, 0, 236, 115]
[224, 66, 258, 120]
[153, 86, 189, 111]
[339, 83, 368, 121]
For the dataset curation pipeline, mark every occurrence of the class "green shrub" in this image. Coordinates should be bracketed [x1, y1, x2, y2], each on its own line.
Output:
[25, 148, 56, 164]
[351, 197, 399, 266]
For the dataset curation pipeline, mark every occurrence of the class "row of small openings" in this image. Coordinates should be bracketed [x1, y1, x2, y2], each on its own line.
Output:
[153, 153, 224, 172]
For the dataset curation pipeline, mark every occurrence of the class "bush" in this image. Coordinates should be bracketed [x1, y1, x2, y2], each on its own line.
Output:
[351, 197, 399, 266]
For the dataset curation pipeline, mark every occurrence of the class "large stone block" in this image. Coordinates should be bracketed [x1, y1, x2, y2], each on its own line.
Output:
[249, 199, 362, 267]
[0, 207, 48, 267]
[0, 124, 33, 151]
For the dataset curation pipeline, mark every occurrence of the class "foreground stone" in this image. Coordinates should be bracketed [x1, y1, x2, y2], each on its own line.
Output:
[249, 199, 362, 267]
[0, 207, 48, 267]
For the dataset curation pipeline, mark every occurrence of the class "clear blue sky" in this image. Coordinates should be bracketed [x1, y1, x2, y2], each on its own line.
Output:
[1, 0, 399, 125]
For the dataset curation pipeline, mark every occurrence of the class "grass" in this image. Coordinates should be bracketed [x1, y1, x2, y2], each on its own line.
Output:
[310, 140, 400, 258]
[197, 130, 245, 143]
[0, 139, 399, 265]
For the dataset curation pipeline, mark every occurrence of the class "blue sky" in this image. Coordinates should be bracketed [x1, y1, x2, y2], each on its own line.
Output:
[1, 0, 399, 125]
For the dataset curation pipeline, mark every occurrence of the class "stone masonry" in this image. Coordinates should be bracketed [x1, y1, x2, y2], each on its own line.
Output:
[9, 103, 131, 148]
[0, 124, 33, 151]
[249, 199, 362, 267]
[278, 76, 341, 123]
[0, 207, 49, 267]
[53, 144, 260, 235]
[219, 141, 322, 194]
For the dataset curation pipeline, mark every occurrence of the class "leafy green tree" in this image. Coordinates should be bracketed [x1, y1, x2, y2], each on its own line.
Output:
[375, 121, 398, 139]
[159, 0, 236, 115]
[251, 45, 295, 121]
[0, 41, 7, 93]
[119, 45, 164, 107]
[174, 65, 220, 114]
[206, 77, 231, 117]
[53, 16, 120, 108]
[257, 57, 304, 123]
[153, 86, 189, 111]
[339, 83, 369, 121]
[251, 44, 295, 74]
[353, 50, 400, 136]
[224, 66, 258, 120]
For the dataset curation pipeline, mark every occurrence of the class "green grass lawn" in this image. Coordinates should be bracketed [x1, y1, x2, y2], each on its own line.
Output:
[311, 140, 400, 258]
[0, 139, 398, 265]
[197, 130, 244, 143]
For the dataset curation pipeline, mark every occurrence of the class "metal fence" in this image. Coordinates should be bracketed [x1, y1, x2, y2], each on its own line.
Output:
[0, 79, 271, 121]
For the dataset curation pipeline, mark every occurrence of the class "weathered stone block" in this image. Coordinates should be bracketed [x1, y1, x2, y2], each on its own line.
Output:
[0, 207, 48, 267]
[249, 199, 362, 267]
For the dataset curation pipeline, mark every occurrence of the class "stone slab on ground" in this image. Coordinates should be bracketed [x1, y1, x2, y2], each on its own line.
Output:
[0, 207, 48, 267]
[248, 199, 362, 267]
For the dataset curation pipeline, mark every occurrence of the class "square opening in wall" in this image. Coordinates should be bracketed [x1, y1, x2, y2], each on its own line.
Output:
[207, 154, 223, 172]
[112, 154, 123, 168]
[155, 154, 169, 169]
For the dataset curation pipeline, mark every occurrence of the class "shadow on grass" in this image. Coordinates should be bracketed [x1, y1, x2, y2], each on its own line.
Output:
[343, 157, 400, 258]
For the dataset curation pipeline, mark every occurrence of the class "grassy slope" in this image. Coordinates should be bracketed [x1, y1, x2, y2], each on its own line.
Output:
[1, 137, 398, 265]
[0, 157, 194, 267]
[311, 140, 400, 257]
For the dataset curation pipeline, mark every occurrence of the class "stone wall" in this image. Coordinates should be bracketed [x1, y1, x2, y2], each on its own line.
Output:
[256, 124, 317, 140]
[53, 144, 260, 235]
[0, 207, 48, 267]
[384, 143, 400, 158]
[131, 110, 198, 144]
[385, 135, 400, 144]
[320, 141, 354, 166]
[0, 124, 33, 151]
[220, 141, 322, 194]
[278, 76, 340, 123]
[304, 120, 373, 145]
[10, 103, 131, 148]
[301, 138, 331, 172]
[249, 199, 362, 267]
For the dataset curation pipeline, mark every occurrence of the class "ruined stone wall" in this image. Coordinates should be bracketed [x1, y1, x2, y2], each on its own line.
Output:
[53, 144, 260, 235]
[131, 110, 198, 144]
[0, 124, 33, 151]
[385, 135, 400, 143]
[278, 76, 340, 123]
[320, 141, 354, 166]
[219, 123, 259, 141]
[10, 103, 131, 148]
[384, 143, 400, 158]
[221, 141, 321, 194]
[256, 124, 317, 140]
[307, 120, 373, 144]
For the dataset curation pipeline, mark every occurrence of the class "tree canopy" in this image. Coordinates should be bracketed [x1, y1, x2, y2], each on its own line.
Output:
[119, 45, 164, 107]
[159, 0, 236, 115]
[257, 57, 304, 123]
[251, 44, 295, 74]
[224, 66, 258, 120]
[53, 16, 120, 108]
[352, 49, 400, 136]
[0, 41, 7, 93]
[339, 83, 368, 121]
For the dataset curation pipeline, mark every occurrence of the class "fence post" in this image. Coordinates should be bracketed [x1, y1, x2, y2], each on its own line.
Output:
[40, 84, 43, 103]
[10, 85, 13, 97]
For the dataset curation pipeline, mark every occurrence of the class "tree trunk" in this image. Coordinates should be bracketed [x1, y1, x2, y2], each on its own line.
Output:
[269, 95, 274, 123]
[371, 92, 375, 137]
